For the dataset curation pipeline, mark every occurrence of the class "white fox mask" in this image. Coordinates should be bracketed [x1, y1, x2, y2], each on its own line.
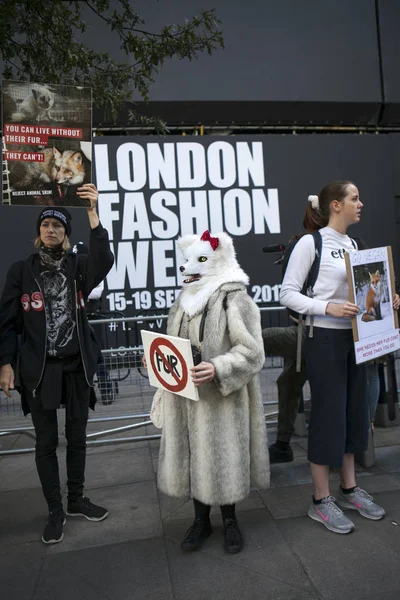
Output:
[177, 230, 249, 317]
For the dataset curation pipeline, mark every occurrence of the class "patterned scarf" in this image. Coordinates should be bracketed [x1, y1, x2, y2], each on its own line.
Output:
[39, 245, 66, 271]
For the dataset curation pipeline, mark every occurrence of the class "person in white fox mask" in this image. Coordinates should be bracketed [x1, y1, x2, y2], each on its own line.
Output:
[149, 230, 270, 554]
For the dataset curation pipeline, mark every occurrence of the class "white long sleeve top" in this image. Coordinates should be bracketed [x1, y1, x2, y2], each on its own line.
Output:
[279, 227, 357, 330]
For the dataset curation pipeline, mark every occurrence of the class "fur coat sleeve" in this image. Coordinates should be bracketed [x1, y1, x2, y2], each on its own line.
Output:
[210, 290, 265, 397]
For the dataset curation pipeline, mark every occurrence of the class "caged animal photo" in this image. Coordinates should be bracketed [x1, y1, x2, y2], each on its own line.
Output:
[2, 80, 92, 134]
[10, 85, 55, 123]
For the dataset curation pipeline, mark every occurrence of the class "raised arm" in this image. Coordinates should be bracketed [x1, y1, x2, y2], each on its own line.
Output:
[77, 183, 100, 230]
[76, 184, 114, 296]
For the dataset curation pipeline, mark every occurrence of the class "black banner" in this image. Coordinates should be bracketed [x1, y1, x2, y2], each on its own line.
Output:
[0, 134, 397, 341]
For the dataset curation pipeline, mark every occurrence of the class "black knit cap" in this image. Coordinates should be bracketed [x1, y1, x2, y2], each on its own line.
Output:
[37, 207, 72, 237]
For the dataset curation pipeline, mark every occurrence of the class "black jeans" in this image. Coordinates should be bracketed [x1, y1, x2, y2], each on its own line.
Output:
[30, 400, 89, 511]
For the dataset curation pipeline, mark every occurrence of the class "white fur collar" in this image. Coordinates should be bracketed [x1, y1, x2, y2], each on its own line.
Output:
[179, 268, 249, 317]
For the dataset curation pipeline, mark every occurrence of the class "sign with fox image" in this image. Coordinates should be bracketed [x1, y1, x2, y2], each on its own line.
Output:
[345, 246, 400, 364]
[2, 80, 92, 207]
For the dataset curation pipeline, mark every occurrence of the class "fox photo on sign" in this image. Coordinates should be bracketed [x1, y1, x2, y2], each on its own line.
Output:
[141, 330, 199, 401]
[2, 80, 92, 207]
[345, 246, 400, 364]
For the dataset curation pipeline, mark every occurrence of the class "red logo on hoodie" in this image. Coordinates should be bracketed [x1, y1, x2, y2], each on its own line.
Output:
[31, 292, 44, 311]
[21, 294, 30, 312]
[21, 292, 44, 312]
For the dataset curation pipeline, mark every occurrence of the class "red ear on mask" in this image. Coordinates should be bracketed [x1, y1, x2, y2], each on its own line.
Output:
[200, 230, 219, 251]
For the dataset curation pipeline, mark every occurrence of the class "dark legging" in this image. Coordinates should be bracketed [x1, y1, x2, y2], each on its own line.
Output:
[305, 327, 369, 468]
[193, 498, 236, 520]
[30, 401, 89, 511]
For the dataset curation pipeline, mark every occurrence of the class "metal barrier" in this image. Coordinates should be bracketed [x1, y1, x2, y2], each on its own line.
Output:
[5, 306, 398, 455]
[0, 307, 291, 455]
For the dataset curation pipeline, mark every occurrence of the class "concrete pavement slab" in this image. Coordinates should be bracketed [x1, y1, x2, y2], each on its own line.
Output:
[164, 536, 318, 600]
[372, 489, 400, 515]
[260, 484, 314, 519]
[372, 427, 400, 448]
[1, 444, 154, 493]
[355, 473, 400, 494]
[84, 446, 154, 490]
[34, 538, 173, 600]
[1, 414, 399, 600]
[0, 432, 29, 452]
[152, 454, 158, 475]
[291, 441, 308, 457]
[86, 438, 149, 452]
[270, 456, 316, 487]
[0, 541, 45, 600]
[354, 462, 383, 477]
[158, 491, 192, 522]
[3, 432, 36, 451]
[374, 445, 400, 473]
[295, 438, 309, 452]
[46, 480, 162, 554]
[0, 450, 66, 492]
[277, 507, 400, 600]
[0, 488, 50, 546]
[164, 509, 319, 599]
[149, 441, 160, 458]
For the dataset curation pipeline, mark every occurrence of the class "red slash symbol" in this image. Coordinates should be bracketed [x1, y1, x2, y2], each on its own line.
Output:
[149, 337, 188, 393]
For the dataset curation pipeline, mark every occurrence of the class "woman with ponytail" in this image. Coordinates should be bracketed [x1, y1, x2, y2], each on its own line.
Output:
[280, 181, 399, 534]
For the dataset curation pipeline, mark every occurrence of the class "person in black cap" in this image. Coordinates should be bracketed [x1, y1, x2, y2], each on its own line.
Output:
[0, 183, 114, 545]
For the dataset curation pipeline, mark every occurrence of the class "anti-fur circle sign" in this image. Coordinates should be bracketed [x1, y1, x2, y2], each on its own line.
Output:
[149, 337, 188, 393]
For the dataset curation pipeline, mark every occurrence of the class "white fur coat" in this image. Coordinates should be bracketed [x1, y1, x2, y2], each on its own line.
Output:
[157, 282, 270, 506]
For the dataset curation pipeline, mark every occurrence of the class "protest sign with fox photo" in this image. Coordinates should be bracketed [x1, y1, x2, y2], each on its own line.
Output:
[1, 80, 92, 207]
[345, 246, 400, 364]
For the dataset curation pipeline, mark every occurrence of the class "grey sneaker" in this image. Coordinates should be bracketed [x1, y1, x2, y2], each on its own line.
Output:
[337, 487, 385, 521]
[308, 496, 355, 534]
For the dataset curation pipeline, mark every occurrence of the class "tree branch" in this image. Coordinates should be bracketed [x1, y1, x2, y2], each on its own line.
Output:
[1, 0, 224, 123]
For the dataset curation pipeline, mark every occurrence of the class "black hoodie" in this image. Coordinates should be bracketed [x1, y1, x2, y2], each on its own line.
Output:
[0, 223, 114, 402]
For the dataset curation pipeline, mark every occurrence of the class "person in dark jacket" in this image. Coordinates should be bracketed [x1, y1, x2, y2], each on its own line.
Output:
[0, 183, 114, 545]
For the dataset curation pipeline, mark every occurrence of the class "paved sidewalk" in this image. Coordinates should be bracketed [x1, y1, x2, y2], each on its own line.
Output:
[1, 423, 400, 600]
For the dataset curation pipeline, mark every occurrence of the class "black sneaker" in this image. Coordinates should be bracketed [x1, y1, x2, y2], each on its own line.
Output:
[181, 518, 212, 551]
[269, 442, 294, 464]
[66, 496, 109, 521]
[223, 518, 244, 554]
[42, 508, 66, 544]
